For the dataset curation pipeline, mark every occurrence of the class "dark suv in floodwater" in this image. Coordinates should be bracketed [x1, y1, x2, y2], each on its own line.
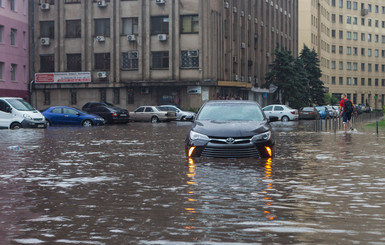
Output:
[82, 102, 129, 124]
[185, 100, 277, 158]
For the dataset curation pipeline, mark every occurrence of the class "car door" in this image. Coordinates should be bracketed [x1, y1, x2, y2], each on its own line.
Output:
[132, 107, 145, 121]
[49, 108, 63, 125]
[273, 105, 285, 118]
[0, 99, 13, 128]
[263, 106, 274, 118]
[144, 107, 154, 121]
[62, 108, 82, 125]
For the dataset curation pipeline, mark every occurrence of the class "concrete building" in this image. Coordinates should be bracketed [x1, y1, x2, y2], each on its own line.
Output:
[0, 0, 29, 99]
[30, 0, 298, 110]
[299, 0, 385, 110]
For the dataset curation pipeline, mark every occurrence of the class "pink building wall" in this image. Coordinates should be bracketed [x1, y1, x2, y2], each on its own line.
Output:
[0, 0, 29, 100]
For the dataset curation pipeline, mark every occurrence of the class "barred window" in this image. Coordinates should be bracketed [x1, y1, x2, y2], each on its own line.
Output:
[40, 55, 55, 72]
[122, 18, 138, 35]
[40, 21, 54, 39]
[70, 89, 77, 105]
[40, 0, 55, 4]
[151, 16, 169, 35]
[181, 15, 199, 34]
[113, 88, 120, 104]
[95, 19, 110, 37]
[151, 51, 169, 69]
[181, 50, 199, 68]
[67, 54, 81, 71]
[122, 51, 139, 70]
[95, 53, 110, 70]
[44, 91, 51, 105]
[66, 20, 81, 38]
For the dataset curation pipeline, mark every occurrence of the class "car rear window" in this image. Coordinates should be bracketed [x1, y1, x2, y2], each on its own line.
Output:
[302, 107, 314, 111]
[197, 103, 265, 121]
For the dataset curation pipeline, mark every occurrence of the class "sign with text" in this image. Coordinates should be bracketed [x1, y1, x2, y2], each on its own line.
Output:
[35, 72, 91, 84]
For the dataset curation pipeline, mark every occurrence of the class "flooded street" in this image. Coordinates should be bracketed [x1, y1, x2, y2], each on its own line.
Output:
[1, 120, 385, 244]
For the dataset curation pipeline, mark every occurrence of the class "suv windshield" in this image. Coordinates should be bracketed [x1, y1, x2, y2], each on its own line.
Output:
[197, 103, 265, 121]
[6, 99, 35, 111]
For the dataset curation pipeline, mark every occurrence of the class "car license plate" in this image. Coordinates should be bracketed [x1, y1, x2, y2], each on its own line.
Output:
[37, 124, 45, 128]
[120, 114, 127, 117]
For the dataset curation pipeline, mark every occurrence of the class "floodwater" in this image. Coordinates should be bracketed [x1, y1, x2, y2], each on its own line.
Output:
[0, 120, 385, 244]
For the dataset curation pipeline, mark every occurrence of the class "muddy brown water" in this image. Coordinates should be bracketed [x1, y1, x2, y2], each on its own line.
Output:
[0, 120, 384, 244]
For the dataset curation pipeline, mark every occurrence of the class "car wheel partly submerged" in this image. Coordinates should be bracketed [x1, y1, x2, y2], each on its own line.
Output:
[82, 120, 93, 127]
[10, 122, 22, 129]
[281, 116, 289, 122]
[151, 116, 159, 123]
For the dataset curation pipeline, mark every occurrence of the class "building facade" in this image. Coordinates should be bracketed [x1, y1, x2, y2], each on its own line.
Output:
[30, 0, 298, 110]
[299, 0, 385, 109]
[0, 0, 29, 99]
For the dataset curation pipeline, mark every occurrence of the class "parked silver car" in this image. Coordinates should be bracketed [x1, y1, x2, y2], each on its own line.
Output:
[129, 106, 177, 123]
[159, 105, 195, 121]
[262, 104, 299, 122]
[326, 105, 339, 118]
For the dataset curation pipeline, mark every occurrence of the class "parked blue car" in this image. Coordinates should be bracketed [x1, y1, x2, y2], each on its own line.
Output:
[42, 106, 105, 127]
[315, 106, 330, 119]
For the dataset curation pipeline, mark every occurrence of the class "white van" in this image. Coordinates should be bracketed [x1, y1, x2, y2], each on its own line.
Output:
[0, 97, 46, 129]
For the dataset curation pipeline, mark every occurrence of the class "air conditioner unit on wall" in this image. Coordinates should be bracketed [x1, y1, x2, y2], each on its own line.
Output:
[97, 0, 107, 7]
[127, 35, 136, 41]
[157, 34, 167, 41]
[96, 36, 105, 42]
[129, 51, 139, 59]
[224, 2, 229, 9]
[97, 72, 107, 79]
[40, 37, 50, 46]
[241, 42, 246, 49]
[41, 3, 50, 10]
[156, 0, 165, 5]
[233, 74, 238, 81]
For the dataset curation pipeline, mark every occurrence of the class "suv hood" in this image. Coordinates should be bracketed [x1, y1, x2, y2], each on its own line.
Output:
[192, 120, 271, 138]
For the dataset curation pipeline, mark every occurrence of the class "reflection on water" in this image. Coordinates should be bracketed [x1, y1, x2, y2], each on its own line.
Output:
[0, 122, 384, 244]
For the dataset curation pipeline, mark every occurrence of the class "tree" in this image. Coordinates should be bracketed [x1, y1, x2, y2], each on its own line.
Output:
[264, 49, 297, 105]
[299, 46, 325, 105]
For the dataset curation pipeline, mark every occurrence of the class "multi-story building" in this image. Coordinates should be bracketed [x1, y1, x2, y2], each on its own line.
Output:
[30, 0, 298, 110]
[299, 0, 385, 110]
[0, 0, 29, 99]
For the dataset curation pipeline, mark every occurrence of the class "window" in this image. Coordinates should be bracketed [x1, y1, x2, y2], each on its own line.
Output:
[151, 51, 169, 69]
[339, 15, 343, 24]
[40, 0, 55, 4]
[368, 4, 372, 12]
[382, 65, 385, 72]
[0, 62, 3, 80]
[40, 21, 54, 39]
[353, 17, 357, 25]
[151, 16, 169, 35]
[0, 25, 3, 43]
[339, 77, 343, 85]
[40, 55, 55, 72]
[332, 77, 336, 85]
[353, 62, 357, 71]
[368, 34, 372, 42]
[353, 47, 358, 55]
[44, 91, 50, 105]
[382, 36, 385, 43]
[332, 0, 336, 7]
[332, 14, 336, 23]
[339, 61, 343, 70]
[95, 19, 110, 37]
[347, 47, 351, 55]
[375, 20, 379, 28]
[347, 62, 352, 70]
[361, 48, 365, 56]
[347, 16, 351, 24]
[339, 30, 343, 39]
[111, 88, 119, 104]
[181, 15, 199, 34]
[122, 18, 138, 35]
[127, 88, 134, 105]
[331, 30, 336, 38]
[181, 50, 199, 68]
[368, 49, 372, 57]
[347, 77, 351, 85]
[347, 31, 351, 40]
[375, 64, 379, 72]
[368, 19, 372, 27]
[347, 1, 351, 9]
[339, 0, 343, 8]
[361, 18, 365, 26]
[375, 49, 379, 57]
[375, 5, 379, 13]
[339, 46, 343, 54]
[10, 0, 15, 11]
[331, 61, 336, 69]
[122, 51, 139, 70]
[70, 89, 77, 105]
[361, 78, 365, 86]
[375, 35, 379, 43]
[67, 54, 82, 71]
[353, 2, 358, 10]
[10, 28, 16, 46]
[368, 78, 372, 86]
[353, 78, 357, 86]
[11, 64, 17, 81]
[94, 53, 110, 70]
[66, 20, 81, 38]
[331, 45, 336, 53]
[65, 0, 81, 3]
[368, 64, 372, 72]
[361, 63, 365, 71]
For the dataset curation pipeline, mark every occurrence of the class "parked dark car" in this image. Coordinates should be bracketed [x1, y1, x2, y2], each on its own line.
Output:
[82, 102, 129, 124]
[185, 100, 278, 158]
[299, 107, 320, 120]
[42, 106, 105, 127]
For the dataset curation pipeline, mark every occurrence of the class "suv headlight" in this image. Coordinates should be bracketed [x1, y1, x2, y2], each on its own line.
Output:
[190, 131, 210, 141]
[251, 131, 271, 142]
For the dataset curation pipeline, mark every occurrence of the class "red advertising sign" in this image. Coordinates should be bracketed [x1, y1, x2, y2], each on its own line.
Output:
[35, 72, 91, 84]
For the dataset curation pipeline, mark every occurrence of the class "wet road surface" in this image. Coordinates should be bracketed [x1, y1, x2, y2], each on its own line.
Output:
[0, 120, 385, 244]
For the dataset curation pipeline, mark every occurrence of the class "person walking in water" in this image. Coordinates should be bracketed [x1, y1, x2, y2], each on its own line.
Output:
[339, 93, 356, 132]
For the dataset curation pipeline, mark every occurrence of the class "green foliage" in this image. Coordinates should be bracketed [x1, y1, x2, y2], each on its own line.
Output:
[264, 45, 326, 109]
[324, 93, 339, 105]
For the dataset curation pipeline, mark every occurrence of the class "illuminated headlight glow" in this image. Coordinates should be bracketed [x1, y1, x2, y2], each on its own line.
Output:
[251, 131, 271, 142]
[190, 131, 210, 141]
[23, 114, 32, 120]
